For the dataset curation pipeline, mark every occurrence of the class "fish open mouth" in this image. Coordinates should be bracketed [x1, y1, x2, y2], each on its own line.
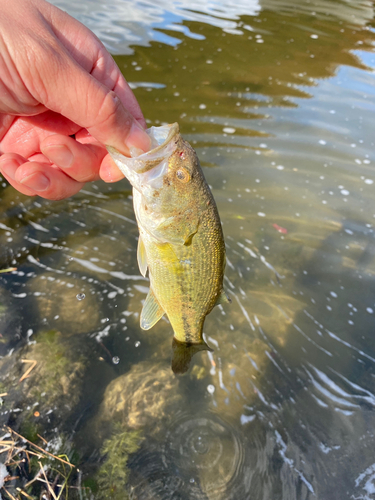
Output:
[106, 123, 180, 175]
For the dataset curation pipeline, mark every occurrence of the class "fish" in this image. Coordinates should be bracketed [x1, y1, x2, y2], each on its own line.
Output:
[107, 123, 229, 345]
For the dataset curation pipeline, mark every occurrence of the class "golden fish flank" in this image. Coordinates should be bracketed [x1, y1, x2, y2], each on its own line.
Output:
[107, 123, 229, 344]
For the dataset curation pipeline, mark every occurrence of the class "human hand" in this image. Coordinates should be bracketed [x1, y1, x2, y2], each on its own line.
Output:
[0, 0, 150, 200]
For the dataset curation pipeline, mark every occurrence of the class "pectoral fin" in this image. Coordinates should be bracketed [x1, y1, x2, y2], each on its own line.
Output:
[137, 235, 148, 277]
[140, 289, 165, 330]
[215, 289, 231, 306]
[155, 211, 199, 245]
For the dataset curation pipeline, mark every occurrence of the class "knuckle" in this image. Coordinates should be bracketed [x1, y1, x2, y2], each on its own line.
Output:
[96, 91, 130, 129]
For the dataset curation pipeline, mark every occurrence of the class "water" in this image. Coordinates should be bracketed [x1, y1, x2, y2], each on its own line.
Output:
[1, 0, 375, 498]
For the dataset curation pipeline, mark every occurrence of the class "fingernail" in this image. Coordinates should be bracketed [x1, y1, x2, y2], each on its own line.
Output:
[20, 173, 50, 192]
[42, 145, 73, 168]
[126, 121, 151, 154]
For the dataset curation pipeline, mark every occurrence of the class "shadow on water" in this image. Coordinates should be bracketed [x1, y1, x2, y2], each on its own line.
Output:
[1, 0, 375, 498]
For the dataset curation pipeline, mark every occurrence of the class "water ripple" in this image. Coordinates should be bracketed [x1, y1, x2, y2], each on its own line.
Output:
[128, 412, 253, 499]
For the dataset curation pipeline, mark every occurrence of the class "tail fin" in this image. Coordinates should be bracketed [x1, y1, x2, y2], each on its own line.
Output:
[171, 338, 213, 375]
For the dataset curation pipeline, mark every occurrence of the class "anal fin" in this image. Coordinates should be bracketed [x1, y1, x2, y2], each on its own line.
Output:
[215, 289, 231, 306]
[141, 288, 165, 330]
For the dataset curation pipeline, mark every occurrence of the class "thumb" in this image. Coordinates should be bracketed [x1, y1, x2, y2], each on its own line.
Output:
[36, 67, 150, 154]
[22, 34, 150, 154]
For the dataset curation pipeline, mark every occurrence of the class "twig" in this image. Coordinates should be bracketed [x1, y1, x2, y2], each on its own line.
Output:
[51, 473, 60, 494]
[0, 268, 17, 274]
[24, 466, 45, 489]
[7, 428, 74, 467]
[39, 461, 58, 500]
[19, 360, 37, 383]
[37, 434, 48, 446]
[16, 488, 34, 499]
[0, 393, 8, 397]
[2, 488, 18, 500]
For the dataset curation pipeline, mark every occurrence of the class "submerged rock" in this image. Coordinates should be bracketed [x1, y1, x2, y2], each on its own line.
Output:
[0, 329, 86, 427]
[27, 273, 101, 335]
[94, 361, 182, 437]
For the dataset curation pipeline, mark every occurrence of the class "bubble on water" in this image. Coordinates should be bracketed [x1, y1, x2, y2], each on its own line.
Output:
[366, 308, 373, 314]
[112, 356, 120, 364]
[319, 139, 327, 145]
[341, 189, 350, 196]
[207, 384, 215, 394]
[276, 165, 284, 170]
[199, 104, 206, 109]
[365, 179, 373, 184]
[311, 34, 318, 39]
[76, 293, 85, 301]
[257, 212, 266, 217]
[135, 341, 141, 347]
[223, 127, 236, 134]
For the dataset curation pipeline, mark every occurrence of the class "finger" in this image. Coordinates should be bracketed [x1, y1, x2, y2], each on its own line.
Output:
[0, 153, 84, 200]
[0, 154, 36, 196]
[99, 154, 127, 183]
[0, 112, 81, 158]
[0, 115, 16, 142]
[46, 4, 146, 128]
[23, 10, 150, 155]
[41, 134, 107, 183]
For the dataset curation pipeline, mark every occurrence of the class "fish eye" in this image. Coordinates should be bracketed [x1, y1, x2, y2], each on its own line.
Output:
[176, 167, 191, 183]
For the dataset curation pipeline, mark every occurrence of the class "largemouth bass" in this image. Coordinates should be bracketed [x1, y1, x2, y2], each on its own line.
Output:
[107, 123, 229, 345]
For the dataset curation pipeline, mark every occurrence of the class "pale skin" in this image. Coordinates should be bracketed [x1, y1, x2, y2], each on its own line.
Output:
[0, 0, 151, 200]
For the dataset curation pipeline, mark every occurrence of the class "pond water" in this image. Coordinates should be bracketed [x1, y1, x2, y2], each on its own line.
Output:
[1, 0, 375, 498]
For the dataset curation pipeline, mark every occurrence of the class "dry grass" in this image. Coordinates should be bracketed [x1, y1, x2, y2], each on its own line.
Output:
[0, 426, 78, 500]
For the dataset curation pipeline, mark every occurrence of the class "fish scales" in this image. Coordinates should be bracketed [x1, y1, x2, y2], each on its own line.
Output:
[143, 189, 224, 343]
[107, 123, 228, 345]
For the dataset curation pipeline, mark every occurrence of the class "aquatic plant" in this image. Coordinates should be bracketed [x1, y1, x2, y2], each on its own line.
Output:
[7, 329, 87, 420]
[97, 423, 143, 499]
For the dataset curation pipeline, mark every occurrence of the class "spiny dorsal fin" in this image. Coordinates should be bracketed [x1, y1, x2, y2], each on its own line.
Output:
[140, 288, 165, 330]
[137, 235, 148, 277]
[215, 289, 231, 307]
